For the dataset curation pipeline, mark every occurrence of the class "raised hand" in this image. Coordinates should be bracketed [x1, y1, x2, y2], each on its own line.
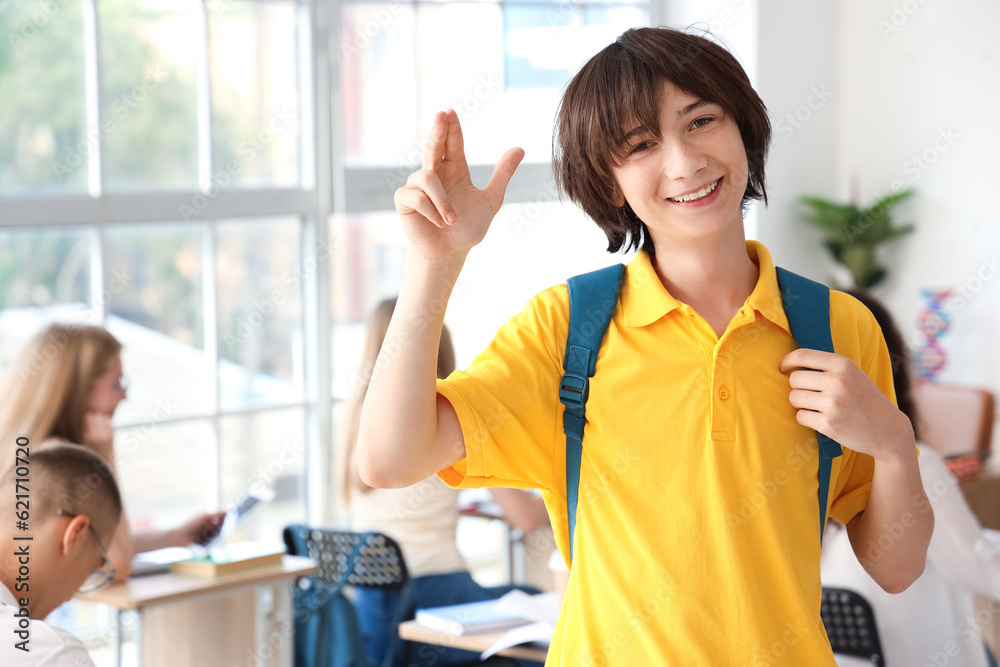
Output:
[394, 109, 524, 264]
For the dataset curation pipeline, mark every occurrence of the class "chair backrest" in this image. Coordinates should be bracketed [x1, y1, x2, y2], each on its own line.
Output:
[913, 383, 995, 458]
[283, 525, 412, 667]
[283, 526, 409, 591]
[821, 587, 885, 665]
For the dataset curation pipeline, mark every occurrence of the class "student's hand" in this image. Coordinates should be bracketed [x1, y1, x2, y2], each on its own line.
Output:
[82, 411, 116, 464]
[394, 109, 524, 265]
[173, 511, 227, 547]
[780, 348, 915, 463]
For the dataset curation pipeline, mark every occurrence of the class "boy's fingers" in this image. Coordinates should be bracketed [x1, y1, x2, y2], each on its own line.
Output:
[394, 187, 447, 227]
[443, 109, 467, 167]
[787, 369, 822, 392]
[779, 347, 835, 373]
[422, 110, 449, 171]
[404, 169, 457, 224]
[485, 147, 525, 204]
[788, 387, 824, 410]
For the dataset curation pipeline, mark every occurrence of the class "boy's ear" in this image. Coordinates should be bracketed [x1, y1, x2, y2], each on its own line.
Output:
[60, 514, 90, 557]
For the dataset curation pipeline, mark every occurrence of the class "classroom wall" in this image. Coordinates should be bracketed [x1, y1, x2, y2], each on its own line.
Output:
[834, 0, 1000, 406]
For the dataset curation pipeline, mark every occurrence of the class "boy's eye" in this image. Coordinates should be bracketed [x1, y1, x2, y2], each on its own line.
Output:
[628, 140, 653, 155]
[691, 116, 715, 129]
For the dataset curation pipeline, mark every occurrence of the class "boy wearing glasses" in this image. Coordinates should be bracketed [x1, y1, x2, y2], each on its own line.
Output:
[0, 444, 122, 666]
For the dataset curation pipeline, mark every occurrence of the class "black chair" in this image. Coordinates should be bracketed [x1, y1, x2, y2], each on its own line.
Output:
[284, 525, 413, 667]
[821, 586, 885, 665]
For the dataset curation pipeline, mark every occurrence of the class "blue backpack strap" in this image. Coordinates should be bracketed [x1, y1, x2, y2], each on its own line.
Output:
[775, 267, 844, 542]
[560, 263, 625, 563]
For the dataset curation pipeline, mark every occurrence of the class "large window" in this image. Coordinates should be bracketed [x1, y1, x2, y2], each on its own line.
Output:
[0, 0, 319, 550]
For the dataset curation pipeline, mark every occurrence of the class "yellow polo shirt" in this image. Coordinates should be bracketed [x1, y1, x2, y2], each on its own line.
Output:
[437, 241, 893, 666]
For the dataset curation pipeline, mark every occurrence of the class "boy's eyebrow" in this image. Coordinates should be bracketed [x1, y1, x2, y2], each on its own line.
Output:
[622, 98, 715, 141]
[623, 126, 649, 142]
[677, 99, 711, 118]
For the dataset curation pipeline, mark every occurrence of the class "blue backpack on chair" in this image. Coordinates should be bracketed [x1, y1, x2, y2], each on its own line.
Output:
[283, 526, 413, 667]
[284, 526, 371, 667]
[558, 263, 844, 562]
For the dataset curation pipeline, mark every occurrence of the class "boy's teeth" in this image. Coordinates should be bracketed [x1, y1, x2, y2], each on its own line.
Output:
[670, 179, 718, 202]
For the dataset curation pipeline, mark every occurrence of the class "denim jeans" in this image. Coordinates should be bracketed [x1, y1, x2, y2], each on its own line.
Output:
[352, 570, 544, 667]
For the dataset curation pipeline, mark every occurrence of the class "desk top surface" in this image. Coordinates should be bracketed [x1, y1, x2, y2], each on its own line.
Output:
[75, 555, 317, 610]
[398, 619, 548, 662]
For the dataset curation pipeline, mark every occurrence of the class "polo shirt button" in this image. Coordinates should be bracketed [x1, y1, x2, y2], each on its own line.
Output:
[719, 387, 730, 400]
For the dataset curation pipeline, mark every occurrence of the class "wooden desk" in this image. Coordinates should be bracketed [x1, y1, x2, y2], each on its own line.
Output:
[76, 555, 316, 667]
[398, 619, 548, 662]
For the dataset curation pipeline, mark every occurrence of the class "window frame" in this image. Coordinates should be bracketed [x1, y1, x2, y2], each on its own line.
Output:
[0, 0, 331, 526]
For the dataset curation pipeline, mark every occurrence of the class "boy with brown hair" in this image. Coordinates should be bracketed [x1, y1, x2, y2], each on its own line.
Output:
[358, 27, 931, 664]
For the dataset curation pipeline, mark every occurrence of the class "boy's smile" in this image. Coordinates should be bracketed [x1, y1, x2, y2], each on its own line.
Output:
[612, 80, 749, 246]
[666, 176, 722, 206]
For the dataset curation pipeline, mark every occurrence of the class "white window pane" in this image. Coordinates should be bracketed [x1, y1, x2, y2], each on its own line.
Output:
[340, 3, 418, 168]
[98, 0, 199, 190]
[115, 419, 215, 531]
[210, 1, 301, 188]
[416, 3, 505, 166]
[105, 223, 212, 422]
[0, 226, 91, 313]
[448, 200, 616, 365]
[219, 408, 306, 543]
[503, 4, 649, 163]
[329, 210, 408, 401]
[0, 3, 88, 193]
[216, 217, 303, 410]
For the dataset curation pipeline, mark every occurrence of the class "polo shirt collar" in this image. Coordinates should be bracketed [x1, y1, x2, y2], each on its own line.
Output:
[620, 248, 681, 328]
[620, 240, 792, 335]
[745, 240, 792, 336]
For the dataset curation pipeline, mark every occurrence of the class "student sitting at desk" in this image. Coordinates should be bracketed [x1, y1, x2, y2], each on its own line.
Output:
[0, 444, 123, 666]
[0, 323, 225, 580]
[822, 289, 1000, 667]
[339, 298, 548, 667]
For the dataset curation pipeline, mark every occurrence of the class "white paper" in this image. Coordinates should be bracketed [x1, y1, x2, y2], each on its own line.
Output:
[480, 621, 553, 660]
[492, 590, 560, 626]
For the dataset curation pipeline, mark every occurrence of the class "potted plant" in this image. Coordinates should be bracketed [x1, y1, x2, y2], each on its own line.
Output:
[800, 188, 915, 289]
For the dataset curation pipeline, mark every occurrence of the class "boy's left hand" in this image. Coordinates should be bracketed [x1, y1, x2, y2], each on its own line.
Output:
[780, 348, 914, 462]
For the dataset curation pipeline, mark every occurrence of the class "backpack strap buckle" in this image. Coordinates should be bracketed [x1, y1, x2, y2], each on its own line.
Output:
[559, 371, 590, 411]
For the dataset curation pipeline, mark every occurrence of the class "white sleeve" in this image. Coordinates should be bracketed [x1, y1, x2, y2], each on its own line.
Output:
[921, 445, 1000, 597]
[28, 623, 97, 667]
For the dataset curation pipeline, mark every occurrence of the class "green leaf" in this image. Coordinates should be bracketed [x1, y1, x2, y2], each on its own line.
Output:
[863, 267, 887, 289]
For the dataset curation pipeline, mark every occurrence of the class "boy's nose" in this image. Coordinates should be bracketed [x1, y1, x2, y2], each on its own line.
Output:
[661, 139, 708, 181]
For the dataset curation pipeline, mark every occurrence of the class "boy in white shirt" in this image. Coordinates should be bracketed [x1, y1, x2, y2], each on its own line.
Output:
[0, 443, 123, 666]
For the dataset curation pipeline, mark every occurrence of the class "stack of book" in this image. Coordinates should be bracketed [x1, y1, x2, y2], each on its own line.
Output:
[414, 590, 560, 658]
[170, 542, 286, 577]
[945, 452, 985, 482]
[414, 599, 529, 636]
